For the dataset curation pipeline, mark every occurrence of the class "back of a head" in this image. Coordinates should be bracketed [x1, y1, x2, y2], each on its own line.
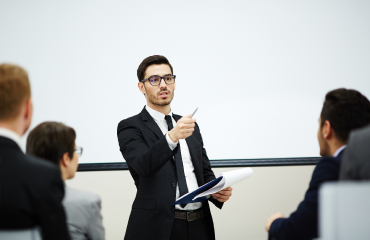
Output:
[0, 64, 31, 121]
[320, 88, 370, 143]
[26, 122, 76, 165]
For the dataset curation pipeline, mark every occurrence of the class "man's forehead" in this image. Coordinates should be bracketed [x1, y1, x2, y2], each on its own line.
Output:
[144, 64, 172, 77]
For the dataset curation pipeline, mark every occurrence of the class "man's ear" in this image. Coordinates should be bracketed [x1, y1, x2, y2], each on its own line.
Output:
[322, 120, 333, 140]
[24, 98, 32, 119]
[138, 82, 146, 95]
[60, 152, 71, 168]
[138, 82, 147, 96]
[22, 98, 33, 135]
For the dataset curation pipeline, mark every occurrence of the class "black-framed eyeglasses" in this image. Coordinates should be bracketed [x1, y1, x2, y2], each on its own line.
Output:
[74, 146, 83, 157]
[141, 74, 176, 86]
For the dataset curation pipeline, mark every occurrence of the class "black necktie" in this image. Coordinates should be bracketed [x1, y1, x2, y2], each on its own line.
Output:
[165, 115, 188, 208]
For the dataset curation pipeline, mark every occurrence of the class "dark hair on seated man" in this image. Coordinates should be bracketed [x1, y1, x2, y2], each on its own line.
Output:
[26, 121, 105, 240]
[27, 122, 76, 165]
[266, 88, 370, 240]
[320, 88, 370, 143]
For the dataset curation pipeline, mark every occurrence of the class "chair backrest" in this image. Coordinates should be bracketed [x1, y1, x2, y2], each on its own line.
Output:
[0, 227, 42, 240]
[318, 181, 370, 240]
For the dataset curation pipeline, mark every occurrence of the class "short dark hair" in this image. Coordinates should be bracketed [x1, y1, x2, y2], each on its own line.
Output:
[320, 88, 370, 143]
[0, 63, 31, 121]
[26, 122, 76, 165]
[137, 55, 173, 81]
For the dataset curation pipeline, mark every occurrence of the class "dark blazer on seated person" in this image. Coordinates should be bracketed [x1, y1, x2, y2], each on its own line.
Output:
[340, 125, 370, 180]
[0, 136, 70, 240]
[269, 149, 345, 240]
[117, 107, 223, 240]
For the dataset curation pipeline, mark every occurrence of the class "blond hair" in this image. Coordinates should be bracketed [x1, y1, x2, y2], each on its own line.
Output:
[0, 63, 31, 120]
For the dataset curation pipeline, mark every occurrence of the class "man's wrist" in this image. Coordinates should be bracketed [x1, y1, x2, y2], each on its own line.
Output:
[168, 130, 179, 143]
[165, 133, 177, 150]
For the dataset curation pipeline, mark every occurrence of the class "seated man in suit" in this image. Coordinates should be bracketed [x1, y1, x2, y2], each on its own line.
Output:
[26, 121, 105, 240]
[0, 64, 70, 239]
[265, 88, 370, 240]
[340, 124, 370, 180]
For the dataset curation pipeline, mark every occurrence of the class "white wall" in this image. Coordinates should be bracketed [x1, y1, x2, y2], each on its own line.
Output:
[1, 0, 370, 163]
[67, 165, 315, 240]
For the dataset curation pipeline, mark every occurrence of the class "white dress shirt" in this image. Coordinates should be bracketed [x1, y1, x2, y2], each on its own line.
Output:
[333, 145, 347, 157]
[0, 127, 22, 149]
[146, 105, 202, 210]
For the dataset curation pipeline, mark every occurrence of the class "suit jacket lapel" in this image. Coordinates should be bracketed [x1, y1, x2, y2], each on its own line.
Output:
[140, 107, 163, 139]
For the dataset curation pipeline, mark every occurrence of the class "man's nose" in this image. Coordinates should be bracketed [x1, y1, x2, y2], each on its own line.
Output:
[159, 78, 167, 88]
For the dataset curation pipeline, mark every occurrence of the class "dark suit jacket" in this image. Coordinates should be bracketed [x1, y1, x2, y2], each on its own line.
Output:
[269, 151, 344, 240]
[0, 136, 70, 240]
[117, 107, 222, 240]
[340, 125, 370, 180]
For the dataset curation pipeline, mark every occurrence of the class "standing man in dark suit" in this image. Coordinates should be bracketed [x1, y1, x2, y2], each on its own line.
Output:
[117, 55, 232, 240]
[340, 124, 370, 180]
[0, 64, 70, 240]
[265, 88, 370, 240]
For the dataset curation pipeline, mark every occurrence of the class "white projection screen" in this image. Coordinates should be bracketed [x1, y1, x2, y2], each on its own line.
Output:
[1, 0, 369, 164]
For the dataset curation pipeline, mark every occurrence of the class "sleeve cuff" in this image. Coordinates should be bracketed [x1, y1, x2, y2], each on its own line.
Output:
[269, 218, 284, 238]
[166, 133, 178, 150]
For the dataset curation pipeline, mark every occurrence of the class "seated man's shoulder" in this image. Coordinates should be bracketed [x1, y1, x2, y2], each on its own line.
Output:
[317, 156, 340, 168]
[25, 154, 60, 170]
[312, 156, 341, 182]
[20, 155, 62, 190]
[63, 187, 104, 237]
[64, 187, 101, 206]
[354, 124, 370, 138]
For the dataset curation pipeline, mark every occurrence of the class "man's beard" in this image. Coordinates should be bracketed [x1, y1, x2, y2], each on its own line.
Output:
[146, 89, 174, 107]
[319, 138, 330, 157]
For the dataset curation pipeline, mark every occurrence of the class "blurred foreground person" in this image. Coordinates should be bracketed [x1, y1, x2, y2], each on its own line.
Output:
[265, 88, 370, 240]
[340, 124, 370, 180]
[27, 121, 105, 240]
[0, 64, 70, 239]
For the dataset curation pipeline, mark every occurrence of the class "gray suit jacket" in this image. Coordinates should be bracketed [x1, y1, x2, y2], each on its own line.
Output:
[340, 125, 370, 180]
[63, 186, 105, 240]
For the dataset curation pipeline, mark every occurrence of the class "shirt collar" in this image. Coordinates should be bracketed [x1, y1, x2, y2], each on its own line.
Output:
[333, 145, 347, 157]
[145, 105, 173, 123]
[0, 127, 23, 148]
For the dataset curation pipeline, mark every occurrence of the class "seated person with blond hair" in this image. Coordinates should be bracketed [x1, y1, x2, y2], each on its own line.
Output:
[0, 63, 70, 240]
[26, 121, 105, 240]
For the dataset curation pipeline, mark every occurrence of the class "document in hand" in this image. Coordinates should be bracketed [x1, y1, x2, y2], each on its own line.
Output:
[171, 168, 253, 206]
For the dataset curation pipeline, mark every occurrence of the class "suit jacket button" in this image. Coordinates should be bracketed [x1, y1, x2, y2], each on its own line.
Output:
[170, 206, 174, 211]
[171, 182, 176, 188]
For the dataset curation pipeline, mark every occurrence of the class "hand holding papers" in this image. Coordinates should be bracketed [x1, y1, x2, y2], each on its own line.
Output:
[172, 168, 253, 206]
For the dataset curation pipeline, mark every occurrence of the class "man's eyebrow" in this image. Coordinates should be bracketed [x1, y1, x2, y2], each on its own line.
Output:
[148, 73, 172, 78]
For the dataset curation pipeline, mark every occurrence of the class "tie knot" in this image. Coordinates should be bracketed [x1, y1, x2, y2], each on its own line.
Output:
[165, 115, 173, 131]
[165, 115, 171, 122]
